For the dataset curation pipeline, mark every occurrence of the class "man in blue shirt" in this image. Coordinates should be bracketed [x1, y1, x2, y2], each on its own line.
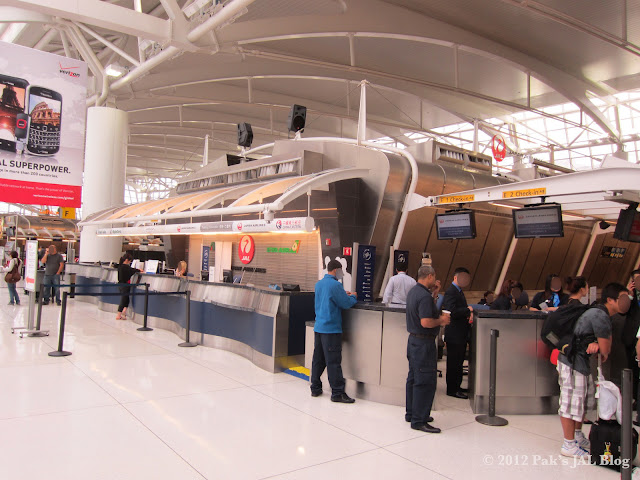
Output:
[310, 259, 358, 403]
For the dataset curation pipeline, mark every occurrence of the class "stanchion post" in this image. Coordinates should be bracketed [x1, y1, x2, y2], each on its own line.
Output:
[48, 291, 72, 357]
[137, 283, 153, 332]
[475, 329, 508, 426]
[179, 290, 197, 347]
[36, 282, 44, 330]
[621, 368, 633, 479]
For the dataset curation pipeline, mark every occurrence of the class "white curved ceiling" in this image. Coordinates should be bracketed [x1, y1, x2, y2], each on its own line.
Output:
[4, 0, 640, 181]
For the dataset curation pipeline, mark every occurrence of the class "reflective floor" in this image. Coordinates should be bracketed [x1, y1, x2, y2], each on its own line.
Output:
[0, 291, 619, 480]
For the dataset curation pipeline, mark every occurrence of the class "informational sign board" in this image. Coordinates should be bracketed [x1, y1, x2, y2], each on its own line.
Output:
[0, 41, 88, 207]
[24, 240, 38, 292]
[502, 188, 547, 199]
[436, 211, 476, 240]
[355, 244, 376, 302]
[60, 207, 76, 219]
[438, 194, 475, 205]
[393, 250, 409, 270]
[202, 245, 210, 271]
[239, 235, 255, 264]
[513, 205, 564, 238]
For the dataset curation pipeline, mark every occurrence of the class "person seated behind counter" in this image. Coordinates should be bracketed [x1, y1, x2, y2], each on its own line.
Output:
[174, 261, 187, 277]
[478, 290, 495, 306]
[530, 273, 569, 312]
[491, 280, 515, 310]
[310, 259, 358, 403]
[383, 261, 416, 306]
[405, 265, 450, 434]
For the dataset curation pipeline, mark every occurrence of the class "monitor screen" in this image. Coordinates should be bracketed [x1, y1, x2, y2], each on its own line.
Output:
[513, 205, 564, 238]
[614, 208, 640, 243]
[435, 211, 476, 240]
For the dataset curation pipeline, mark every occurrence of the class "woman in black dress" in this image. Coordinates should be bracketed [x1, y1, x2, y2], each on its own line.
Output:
[116, 253, 141, 320]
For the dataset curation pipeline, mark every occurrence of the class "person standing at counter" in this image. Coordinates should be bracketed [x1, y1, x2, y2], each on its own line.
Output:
[443, 267, 473, 399]
[382, 261, 416, 306]
[42, 245, 64, 306]
[405, 265, 450, 433]
[310, 259, 358, 403]
[491, 279, 515, 311]
[116, 253, 142, 320]
[556, 283, 629, 459]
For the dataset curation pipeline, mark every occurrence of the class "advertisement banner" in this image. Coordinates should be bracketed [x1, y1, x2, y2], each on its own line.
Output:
[0, 41, 87, 207]
[24, 240, 38, 292]
[355, 244, 376, 302]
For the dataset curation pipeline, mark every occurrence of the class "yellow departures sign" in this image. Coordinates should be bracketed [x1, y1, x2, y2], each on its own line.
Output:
[438, 194, 475, 204]
[502, 187, 547, 199]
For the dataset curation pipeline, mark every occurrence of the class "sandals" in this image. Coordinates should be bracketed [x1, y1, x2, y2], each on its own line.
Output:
[115, 313, 123, 320]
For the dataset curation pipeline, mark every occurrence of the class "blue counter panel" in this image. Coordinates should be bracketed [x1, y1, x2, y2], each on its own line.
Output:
[131, 292, 274, 356]
[288, 295, 314, 356]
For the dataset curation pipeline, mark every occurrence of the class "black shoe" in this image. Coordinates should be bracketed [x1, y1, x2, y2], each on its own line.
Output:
[411, 423, 441, 434]
[406, 415, 433, 423]
[634, 420, 640, 427]
[331, 393, 355, 403]
[42, 301, 49, 305]
[459, 388, 469, 393]
[311, 390, 323, 397]
[56, 302, 62, 306]
[447, 391, 468, 399]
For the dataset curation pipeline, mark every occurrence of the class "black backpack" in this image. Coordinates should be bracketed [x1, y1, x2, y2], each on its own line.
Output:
[540, 303, 590, 353]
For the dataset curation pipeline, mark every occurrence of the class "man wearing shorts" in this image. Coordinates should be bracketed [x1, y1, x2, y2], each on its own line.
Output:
[557, 283, 630, 458]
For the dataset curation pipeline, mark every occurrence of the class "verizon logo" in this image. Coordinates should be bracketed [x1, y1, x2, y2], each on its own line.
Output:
[59, 63, 80, 78]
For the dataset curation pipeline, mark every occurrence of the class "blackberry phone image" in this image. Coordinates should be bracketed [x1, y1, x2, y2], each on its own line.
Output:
[26, 86, 62, 156]
[0, 74, 29, 153]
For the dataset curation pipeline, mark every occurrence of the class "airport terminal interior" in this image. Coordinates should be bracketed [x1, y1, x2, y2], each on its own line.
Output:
[3, 0, 640, 479]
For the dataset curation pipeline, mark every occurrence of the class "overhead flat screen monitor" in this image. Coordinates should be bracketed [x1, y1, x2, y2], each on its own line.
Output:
[435, 211, 476, 240]
[613, 208, 640, 243]
[513, 205, 564, 238]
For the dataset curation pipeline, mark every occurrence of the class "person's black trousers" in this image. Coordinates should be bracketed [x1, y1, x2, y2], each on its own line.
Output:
[406, 334, 438, 426]
[310, 332, 346, 396]
[118, 286, 130, 313]
[446, 342, 467, 395]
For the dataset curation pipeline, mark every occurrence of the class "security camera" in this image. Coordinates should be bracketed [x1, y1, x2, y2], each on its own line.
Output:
[599, 220, 610, 230]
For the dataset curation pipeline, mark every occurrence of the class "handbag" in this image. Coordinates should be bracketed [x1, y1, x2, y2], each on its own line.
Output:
[4, 263, 21, 283]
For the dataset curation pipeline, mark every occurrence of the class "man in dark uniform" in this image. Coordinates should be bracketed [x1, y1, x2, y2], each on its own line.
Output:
[405, 265, 451, 433]
[443, 267, 473, 399]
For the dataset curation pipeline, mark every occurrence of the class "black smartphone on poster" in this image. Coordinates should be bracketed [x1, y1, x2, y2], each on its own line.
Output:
[26, 85, 62, 156]
[0, 74, 29, 153]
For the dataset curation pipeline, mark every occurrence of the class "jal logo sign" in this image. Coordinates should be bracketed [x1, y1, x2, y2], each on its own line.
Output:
[239, 235, 255, 264]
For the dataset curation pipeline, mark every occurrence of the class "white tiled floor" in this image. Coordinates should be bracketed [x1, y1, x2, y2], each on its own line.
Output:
[0, 293, 621, 479]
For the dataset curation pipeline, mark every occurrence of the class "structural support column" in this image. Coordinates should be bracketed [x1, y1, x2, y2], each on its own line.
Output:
[79, 107, 128, 263]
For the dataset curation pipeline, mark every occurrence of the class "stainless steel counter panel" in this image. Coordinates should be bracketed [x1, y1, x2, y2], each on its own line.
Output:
[380, 310, 409, 389]
[305, 304, 414, 406]
[341, 308, 383, 385]
[470, 311, 559, 415]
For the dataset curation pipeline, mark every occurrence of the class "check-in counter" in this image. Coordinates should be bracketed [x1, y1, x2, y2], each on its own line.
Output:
[305, 303, 410, 406]
[469, 310, 559, 415]
[65, 263, 314, 372]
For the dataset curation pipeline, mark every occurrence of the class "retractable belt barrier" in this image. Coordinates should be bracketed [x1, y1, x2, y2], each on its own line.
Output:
[12, 281, 197, 355]
[476, 328, 508, 427]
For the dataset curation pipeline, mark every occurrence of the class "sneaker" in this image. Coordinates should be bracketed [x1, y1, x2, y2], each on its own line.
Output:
[575, 432, 590, 451]
[561, 441, 589, 458]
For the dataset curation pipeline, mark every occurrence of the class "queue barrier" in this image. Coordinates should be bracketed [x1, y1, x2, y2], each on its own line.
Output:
[9, 280, 195, 354]
[46, 287, 196, 356]
[475, 328, 508, 427]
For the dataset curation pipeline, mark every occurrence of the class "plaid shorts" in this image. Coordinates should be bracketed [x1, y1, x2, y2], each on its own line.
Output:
[557, 362, 595, 422]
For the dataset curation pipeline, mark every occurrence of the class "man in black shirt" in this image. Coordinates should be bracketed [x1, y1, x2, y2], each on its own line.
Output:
[405, 265, 451, 433]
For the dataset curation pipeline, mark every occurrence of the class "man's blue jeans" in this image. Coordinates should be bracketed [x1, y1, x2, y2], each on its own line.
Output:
[43, 274, 61, 304]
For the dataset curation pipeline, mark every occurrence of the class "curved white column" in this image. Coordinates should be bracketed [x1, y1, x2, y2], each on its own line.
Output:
[79, 107, 128, 263]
